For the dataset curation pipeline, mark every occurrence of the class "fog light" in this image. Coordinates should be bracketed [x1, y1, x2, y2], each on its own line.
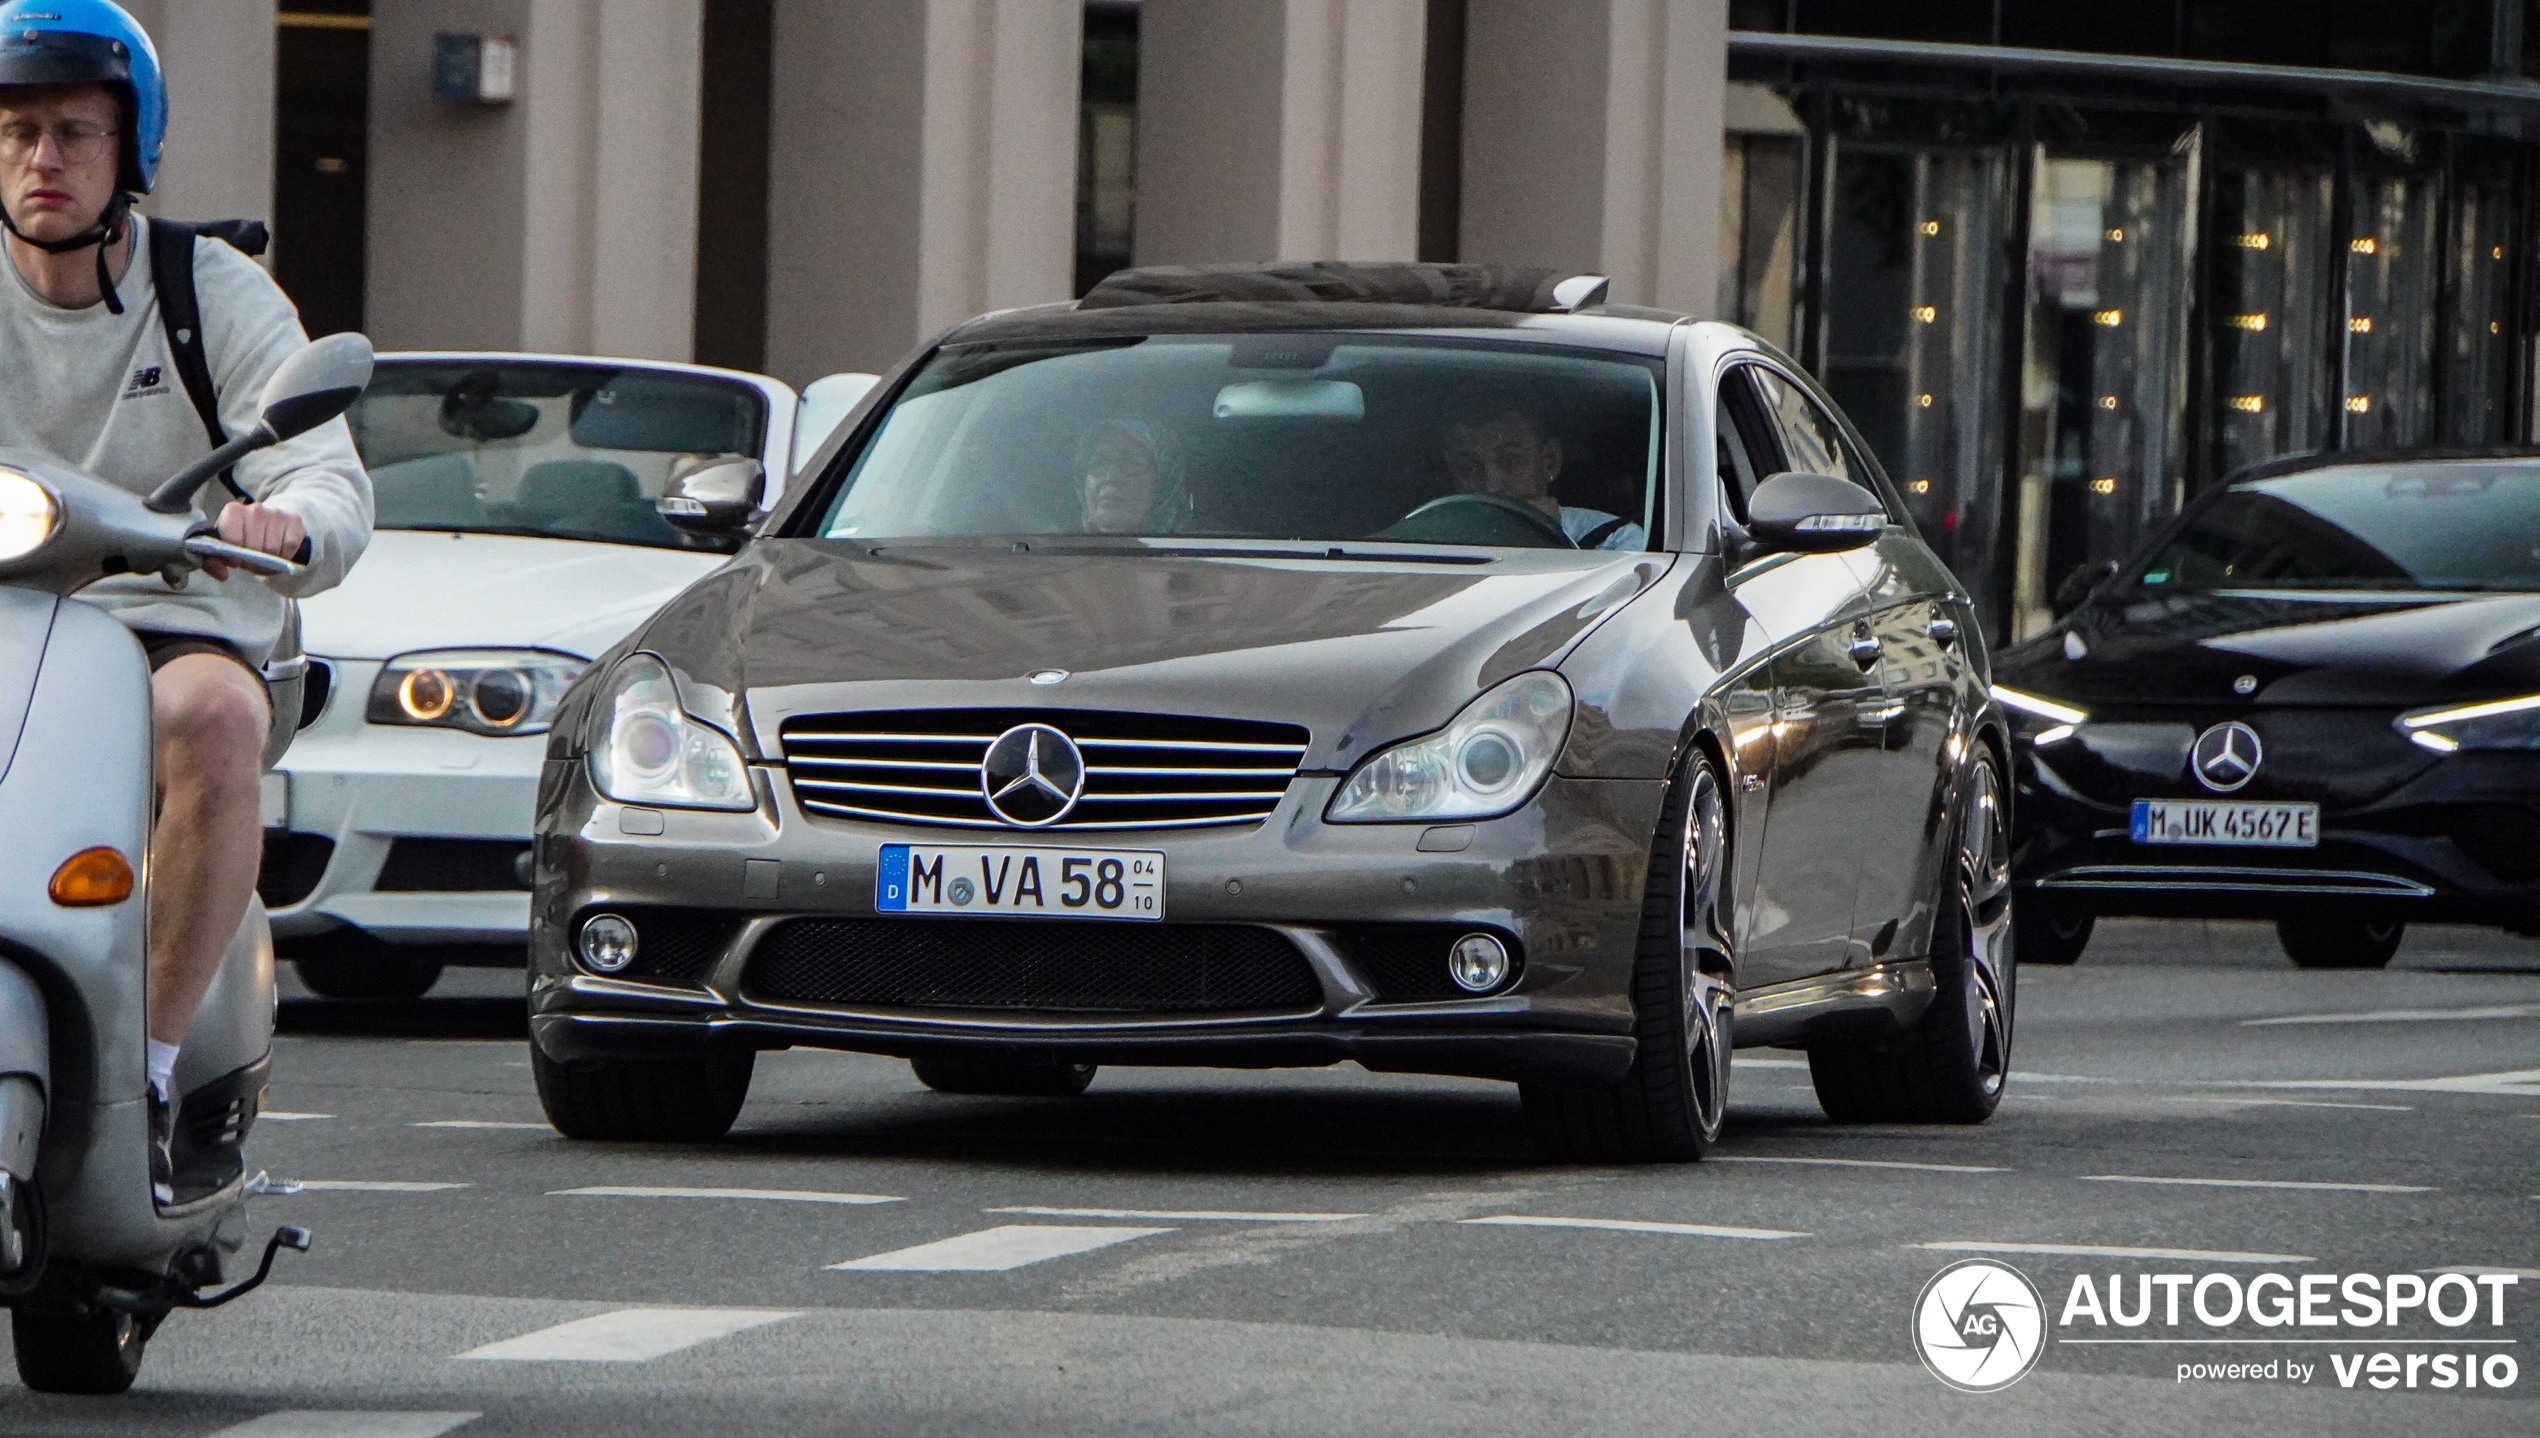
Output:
[1448, 932, 1510, 993]
[577, 913, 638, 974]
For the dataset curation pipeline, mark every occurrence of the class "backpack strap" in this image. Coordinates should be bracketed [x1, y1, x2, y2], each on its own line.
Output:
[148, 217, 273, 503]
[1577, 515, 1633, 550]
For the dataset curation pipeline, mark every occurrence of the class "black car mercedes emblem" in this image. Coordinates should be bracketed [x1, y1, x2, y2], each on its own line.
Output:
[980, 723, 1087, 826]
[2191, 721, 2262, 793]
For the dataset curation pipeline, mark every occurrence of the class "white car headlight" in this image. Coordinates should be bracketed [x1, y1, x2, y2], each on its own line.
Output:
[367, 649, 586, 736]
[2396, 693, 2540, 754]
[1327, 671, 1573, 824]
[585, 653, 755, 811]
[0, 469, 60, 563]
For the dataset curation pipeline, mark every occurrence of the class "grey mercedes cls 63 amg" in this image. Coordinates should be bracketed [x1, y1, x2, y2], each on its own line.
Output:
[525, 262, 2013, 1162]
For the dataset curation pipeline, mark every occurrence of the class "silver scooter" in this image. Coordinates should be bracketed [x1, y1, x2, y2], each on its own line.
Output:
[0, 332, 373, 1393]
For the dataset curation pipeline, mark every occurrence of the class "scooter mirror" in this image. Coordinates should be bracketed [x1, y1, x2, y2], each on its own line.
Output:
[258, 332, 376, 442]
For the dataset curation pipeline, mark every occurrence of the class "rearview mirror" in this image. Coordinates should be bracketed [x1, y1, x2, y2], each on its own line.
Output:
[1745, 471, 1886, 555]
[258, 331, 376, 441]
[657, 457, 765, 535]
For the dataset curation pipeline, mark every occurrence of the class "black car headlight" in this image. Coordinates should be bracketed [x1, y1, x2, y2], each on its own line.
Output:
[1326, 671, 1572, 823]
[1991, 684, 2087, 747]
[367, 649, 585, 736]
[584, 653, 755, 811]
[2396, 694, 2540, 754]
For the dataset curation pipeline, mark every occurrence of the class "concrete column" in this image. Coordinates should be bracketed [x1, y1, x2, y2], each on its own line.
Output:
[764, 0, 1080, 386]
[1461, 0, 1725, 313]
[1136, 0, 1426, 266]
[125, 0, 277, 228]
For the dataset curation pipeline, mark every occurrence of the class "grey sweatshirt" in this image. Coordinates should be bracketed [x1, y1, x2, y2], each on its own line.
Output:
[0, 215, 372, 667]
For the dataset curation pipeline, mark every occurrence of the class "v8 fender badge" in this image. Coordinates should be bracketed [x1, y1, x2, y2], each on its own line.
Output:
[1914, 1258, 2046, 1392]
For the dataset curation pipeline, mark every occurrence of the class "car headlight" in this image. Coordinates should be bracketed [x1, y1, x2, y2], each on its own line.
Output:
[585, 653, 755, 811]
[0, 469, 60, 562]
[1992, 684, 2087, 747]
[1327, 671, 1573, 823]
[2396, 694, 2540, 754]
[367, 649, 586, 736]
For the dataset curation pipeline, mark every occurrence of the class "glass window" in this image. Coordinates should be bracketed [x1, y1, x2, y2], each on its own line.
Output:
[1720, 128, 1804, 351]
[813, 336, 1664, 552]
[2342, 169, 2441, 449]
[1749, 366, 1858, 483]
[1715, 368, 1768, 521]
[2135, 462, 2540, 594]
[2208, 165, 2334, 477]
[347, 363, 768, 554]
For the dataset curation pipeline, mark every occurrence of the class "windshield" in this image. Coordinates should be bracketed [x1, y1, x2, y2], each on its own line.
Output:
[347, 362, 769, 554]
[2134, 461, 2540, 594]
[812, 335, 1663, 551]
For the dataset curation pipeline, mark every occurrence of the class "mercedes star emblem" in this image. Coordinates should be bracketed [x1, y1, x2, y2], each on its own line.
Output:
[980, 723, 1087, 826]
[2191, 721, 2263, 793]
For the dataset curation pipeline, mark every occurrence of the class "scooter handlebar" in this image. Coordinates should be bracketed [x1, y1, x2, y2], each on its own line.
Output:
[182, 533, 303, 580]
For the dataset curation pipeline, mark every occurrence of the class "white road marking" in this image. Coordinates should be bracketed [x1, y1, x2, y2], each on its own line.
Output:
[2245, 1004, 2540, 1026]
[458, 1307, 797, 1362]
[1732, 1057, 1809, 1069]
[829, 1225, 1170, 1272]
[258, 1112, 335, 1121]
[985, 1206, 1364, 1222]
[289, 1180, 471, 1193]
[2427, 1265, 2540, 1279]
[1460, 1215, 1807, 1240]
[1917, 1241, 2312, 1264]
[2081, 1174, 2433, 1194]
[207, 1414, 478, 1438]
[2241, 1068, 2540, 1098]
[413, 1120, 548, 1131]
[2176, 1097, 2414, 1112]
[553, 1186, 903, 1205]
[1709, 1156, 2007, 1173]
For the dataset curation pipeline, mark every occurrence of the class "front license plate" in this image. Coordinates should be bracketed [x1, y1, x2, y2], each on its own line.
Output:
[2131, 799, 2319, 848]
[876, 844, 1165, 920]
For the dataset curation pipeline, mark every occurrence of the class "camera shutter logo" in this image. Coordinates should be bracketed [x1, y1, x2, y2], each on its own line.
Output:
[2191, 721, 2262, 793]
[1913, 1258, 2046, 1392]
[981, 723, 1086, 827]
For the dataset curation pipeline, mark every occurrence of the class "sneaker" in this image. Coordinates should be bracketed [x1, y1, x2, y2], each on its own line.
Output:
[147, 1087, 176, 1205]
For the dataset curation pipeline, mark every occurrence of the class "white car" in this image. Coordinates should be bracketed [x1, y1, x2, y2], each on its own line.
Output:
[262, 353, 874, 998]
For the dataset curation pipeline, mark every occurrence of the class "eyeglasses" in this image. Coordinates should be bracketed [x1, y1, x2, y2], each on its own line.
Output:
[0, 121, 120, 165]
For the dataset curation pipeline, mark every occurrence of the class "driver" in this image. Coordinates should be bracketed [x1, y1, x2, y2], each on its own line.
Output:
[1441, 397, 1643, 549]
[1074, 414, 1186, 534]
[0, 1, 371, 1203]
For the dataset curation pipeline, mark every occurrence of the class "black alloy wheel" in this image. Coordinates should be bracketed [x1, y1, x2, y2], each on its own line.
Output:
[532, 1047, 756, 1141]
[12, 1302, 153, 1394]
[2277, 913, 2405, 970]
[289, 930, 445, 1000]
[1810, 753, 2016, 1125]
[2014, 901, 2093, 966]
[1522, 750, 1734, 1162]
[911, 1054, 1099, 1097]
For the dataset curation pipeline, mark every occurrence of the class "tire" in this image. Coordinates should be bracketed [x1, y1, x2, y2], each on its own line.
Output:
[1809, 753, 2015, 1125]
[2014, 901, 2092, 966]
[2277, 914, 2404, 970]
[911, 1054, 1097, 1096]
[290, 930, 444, 1000]
[532, 1046, 755, 1141]
[12, 1303, 151, 1395]
[1520, 751, 1734, 1163]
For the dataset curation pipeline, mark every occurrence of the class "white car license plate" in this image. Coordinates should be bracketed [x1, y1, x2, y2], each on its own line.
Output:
[876, 844, 1164, 920]
[2131, 799, 2319, 848]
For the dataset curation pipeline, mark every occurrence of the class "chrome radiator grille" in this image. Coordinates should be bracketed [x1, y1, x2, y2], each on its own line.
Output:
[781, 709, 1310, 831]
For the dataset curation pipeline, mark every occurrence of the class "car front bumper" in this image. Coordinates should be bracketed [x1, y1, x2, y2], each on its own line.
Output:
[528, 762, 1669, 1087]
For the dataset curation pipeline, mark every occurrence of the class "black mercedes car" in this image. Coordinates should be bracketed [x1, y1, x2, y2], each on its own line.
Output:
[524, 261, 2011, 1162]
[1996, 450, 2540, 968]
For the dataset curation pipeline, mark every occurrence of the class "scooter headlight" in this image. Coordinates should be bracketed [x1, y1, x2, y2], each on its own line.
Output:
[585, 653, 756, 811]
[0, 470, 60, 563]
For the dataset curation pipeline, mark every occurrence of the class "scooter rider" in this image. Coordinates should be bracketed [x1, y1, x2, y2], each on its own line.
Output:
[0, 1, 371, 1202]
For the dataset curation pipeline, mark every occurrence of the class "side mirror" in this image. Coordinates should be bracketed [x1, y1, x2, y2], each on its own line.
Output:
[657, 457, 765, 535]
[2053, 559, 2119, 615]
[258, 332, 376, 441]
[1745, 471, 1887, 555]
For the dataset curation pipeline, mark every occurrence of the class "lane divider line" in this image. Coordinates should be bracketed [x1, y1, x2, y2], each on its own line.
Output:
[2174, 1097, 2414, 1112]
[256, 1112, 335, 1122]
[1709, 1156, 2007, 1173]
[289, 1181, 471, 1193]
[1917, 1241, 2312, 1264]
[985, 1206, 1365, 1222]
[206, 1412, 481, 1437]
[553, 1186, 903, 1206]
[458, 1308, 797, 1362]
[2080, 1174, 2433, 1194]
[2244, 1004, 2540, 1026]
[413, 1121, 549, 1131]
[1460, 1215, 1806, 1240]
[829, 1225, 1171, 1272]
[2426, 1265, 2540, 1279]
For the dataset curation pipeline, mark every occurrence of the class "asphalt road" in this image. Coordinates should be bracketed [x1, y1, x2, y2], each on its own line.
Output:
[6, 919, 2537, 1437]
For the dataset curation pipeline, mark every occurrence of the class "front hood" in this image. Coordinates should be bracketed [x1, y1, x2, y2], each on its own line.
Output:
[299, 531, 728, 661]
[1998, 589, 2540, 709]
[639, 540, 1669, 768]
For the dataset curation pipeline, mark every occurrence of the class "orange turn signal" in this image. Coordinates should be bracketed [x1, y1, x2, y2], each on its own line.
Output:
[49, 847, 134, 907]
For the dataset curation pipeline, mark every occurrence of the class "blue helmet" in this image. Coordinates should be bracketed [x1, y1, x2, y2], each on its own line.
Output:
[0, 0, 166, 195]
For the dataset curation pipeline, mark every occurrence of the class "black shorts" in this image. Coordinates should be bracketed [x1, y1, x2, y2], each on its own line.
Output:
[137, 632, 273, 722]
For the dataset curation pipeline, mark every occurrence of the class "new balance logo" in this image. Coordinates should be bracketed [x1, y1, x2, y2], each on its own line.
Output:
[123, 365, 169, 400]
